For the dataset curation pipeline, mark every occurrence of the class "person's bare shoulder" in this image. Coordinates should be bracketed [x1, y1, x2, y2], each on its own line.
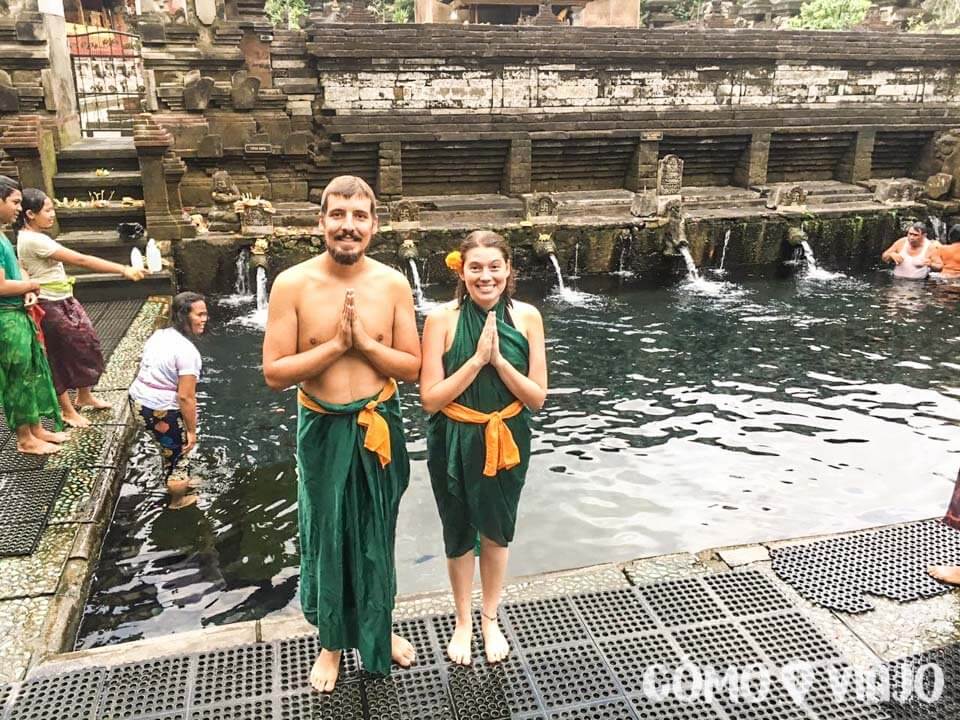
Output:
[273, 256, 320, 289]
[425, 300, 458, 326]
[510, 299, 543, 323]
[366, 257, 412, 293]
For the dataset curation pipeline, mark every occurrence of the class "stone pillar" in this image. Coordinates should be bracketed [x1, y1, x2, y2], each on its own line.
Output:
[836, 128, 875, 184]
[37, 0, 81, 145]
[133, 114, 188, 241]
[625, 131, 660, 192]
[0, 115, 57, 197]
[503, 135, 532, 196]
[377, 141, 402, 200]
[163, 152, 196, 239]
[734, 131, 771, 188]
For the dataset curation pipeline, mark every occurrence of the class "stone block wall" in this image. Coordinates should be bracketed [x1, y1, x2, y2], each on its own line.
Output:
[305, 25, 960, 196]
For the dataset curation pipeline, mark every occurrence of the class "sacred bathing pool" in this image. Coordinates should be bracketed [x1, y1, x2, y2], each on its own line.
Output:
[1, 2, 960, 718]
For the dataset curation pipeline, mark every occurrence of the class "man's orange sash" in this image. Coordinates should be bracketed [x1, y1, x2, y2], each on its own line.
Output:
[297, 380, 397, 468]
[440, 400, 524, 477]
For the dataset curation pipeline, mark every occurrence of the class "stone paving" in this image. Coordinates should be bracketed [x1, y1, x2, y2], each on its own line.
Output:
[0, 298, 166, 685]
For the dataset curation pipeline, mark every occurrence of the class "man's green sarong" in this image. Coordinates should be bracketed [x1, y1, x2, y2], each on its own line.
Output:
[0, 232, 61, 430]
[427, 297, 531, 558]
[296, 384, 409, 676]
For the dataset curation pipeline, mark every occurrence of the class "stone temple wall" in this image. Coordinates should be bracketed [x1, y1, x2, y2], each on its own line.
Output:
[6, 20, 960, 210]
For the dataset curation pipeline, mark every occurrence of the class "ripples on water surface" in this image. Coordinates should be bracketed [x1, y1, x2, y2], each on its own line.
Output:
[78, 270, 960, 647]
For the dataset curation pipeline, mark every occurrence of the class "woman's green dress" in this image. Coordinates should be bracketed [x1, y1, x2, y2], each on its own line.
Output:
[427, 297, 531, 558]
[0, 232, 61, 430]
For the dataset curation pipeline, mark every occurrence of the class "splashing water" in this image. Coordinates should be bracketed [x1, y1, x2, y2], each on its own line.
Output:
[930, 216, 946, 243]
[570, 243, 581, 280]
[232, 266, 269, 329]
[548, 253, 566, 292]
[717, 229, 732, 274]
[235, 249, 251, 296]
[800, 240, 843, 281]
[679, 246, 700, 281]
[612, 238, 634, 278]
[408, 258, 425, 306]
[219, 249, 255, 307]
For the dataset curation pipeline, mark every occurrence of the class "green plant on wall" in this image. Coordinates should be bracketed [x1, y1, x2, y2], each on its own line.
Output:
[788, 0, 871, 29]
[265, 0, 308, 28]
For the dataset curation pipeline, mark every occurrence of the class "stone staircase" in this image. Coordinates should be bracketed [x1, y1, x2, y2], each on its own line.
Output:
[52, 138, 173, 302]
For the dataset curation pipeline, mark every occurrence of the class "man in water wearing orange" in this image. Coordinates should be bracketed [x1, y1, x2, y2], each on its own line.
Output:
[881, 222, 938, 279]
[262, 176, 420, 691]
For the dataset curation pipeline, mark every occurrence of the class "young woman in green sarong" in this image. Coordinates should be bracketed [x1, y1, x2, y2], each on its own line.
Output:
[0, 176, 66, 454]
[420, 230, 548, 665]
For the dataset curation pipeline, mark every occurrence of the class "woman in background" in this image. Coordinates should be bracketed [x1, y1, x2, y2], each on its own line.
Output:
[16, 188, 143, 427]
[0, 176, 66, 453]
[128, 291, 208, 509]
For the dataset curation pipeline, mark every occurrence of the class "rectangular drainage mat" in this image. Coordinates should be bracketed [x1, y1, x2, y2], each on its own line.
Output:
[0, 570, 892, 719]
[0, 469, 68, 556]
[771, 519, 960, 613]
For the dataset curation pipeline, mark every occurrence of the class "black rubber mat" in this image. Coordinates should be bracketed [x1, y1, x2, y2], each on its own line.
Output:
[1, 572, 896, 720]
[0, 434, 49, 472]
[884, 643, 960, 719]
[0, 468, 68, 556]
[771, 520, 960, 613]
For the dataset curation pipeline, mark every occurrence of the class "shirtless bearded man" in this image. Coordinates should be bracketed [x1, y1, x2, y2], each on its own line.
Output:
[262, 176, 420, 691]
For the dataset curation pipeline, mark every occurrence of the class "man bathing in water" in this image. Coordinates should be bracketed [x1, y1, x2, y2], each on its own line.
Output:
[262, 176, 420, 691]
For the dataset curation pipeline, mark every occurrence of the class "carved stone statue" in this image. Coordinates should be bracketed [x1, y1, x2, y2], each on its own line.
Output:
[524, 193, 558, 220]
[208, 170, 241, 232]
[934, 129, 960, 199]
[658, 155, 684, 196]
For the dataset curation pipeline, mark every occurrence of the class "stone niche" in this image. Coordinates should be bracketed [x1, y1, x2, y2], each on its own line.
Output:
[658, 155, 683, 197]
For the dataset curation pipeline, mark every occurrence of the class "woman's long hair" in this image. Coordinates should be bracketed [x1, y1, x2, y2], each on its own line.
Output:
[454, 230, 516, 307]
[170, 291, 205, 337]
[14, 188, 47, 232]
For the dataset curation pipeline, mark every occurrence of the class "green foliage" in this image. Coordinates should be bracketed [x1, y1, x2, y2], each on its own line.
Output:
[369, 0, 414, 22]
[668, 0, 703, 21]
[912, 0, 960, 31]
[788, 0, 871, 30]
[265, 0, 308, 28]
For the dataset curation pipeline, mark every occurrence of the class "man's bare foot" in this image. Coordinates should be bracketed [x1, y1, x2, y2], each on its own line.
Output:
[17, 438, 62, 455]
[34, 427, 69, 443]
[481, 613, 510, 664]
[309, 649, 341, 693]
[61, 412, 91, 428]
[447, 619, 472, 666]
[392, 633, 416, 668]
[929, 566, 960, 586]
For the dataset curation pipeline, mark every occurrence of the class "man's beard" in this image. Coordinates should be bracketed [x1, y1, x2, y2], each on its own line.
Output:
[326, 232, 364, 265]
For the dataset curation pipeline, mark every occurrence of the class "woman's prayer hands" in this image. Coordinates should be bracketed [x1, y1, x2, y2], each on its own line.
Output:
[474, 311, 497, 366]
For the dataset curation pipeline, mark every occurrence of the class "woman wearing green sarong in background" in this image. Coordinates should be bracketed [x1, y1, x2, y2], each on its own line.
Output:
[421, 230, 547, 665]
[0, 175, 66, 454]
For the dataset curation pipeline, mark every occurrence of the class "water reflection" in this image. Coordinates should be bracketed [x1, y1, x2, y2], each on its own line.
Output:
[78, 269, 960, 648]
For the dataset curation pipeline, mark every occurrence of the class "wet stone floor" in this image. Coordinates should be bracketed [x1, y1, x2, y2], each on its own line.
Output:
[0, 299, 163, 685]
[2, 566, 956, 719]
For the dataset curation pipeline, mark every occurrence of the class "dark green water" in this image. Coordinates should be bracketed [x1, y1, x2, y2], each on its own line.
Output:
[77, 268, 960, 648]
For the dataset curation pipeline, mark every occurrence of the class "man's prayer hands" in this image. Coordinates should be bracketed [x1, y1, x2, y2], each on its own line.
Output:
[336, 289, 354, 351]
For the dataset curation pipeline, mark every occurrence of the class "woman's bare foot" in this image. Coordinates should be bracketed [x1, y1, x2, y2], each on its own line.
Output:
[34, 427, 69, 444]
[392, 633, 416, 668]
[76, 390, 111, 410]
[929, 566, 960, 586]
[61, 412, 91, 428]
[481, 613, 510, 664]
[17, 437, 61, 455]
[309, 649, 341, 693]
[447, 618, 473, 666]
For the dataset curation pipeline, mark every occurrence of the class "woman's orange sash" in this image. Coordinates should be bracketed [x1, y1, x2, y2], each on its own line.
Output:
[297, 380, 397, 468]
[440, 400, 524, 477]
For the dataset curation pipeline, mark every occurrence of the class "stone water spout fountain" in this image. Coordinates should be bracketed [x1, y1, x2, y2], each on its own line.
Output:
[398, 237, 425, 307]
[249, 238, 270, 313]
[534, 233, 566, 291]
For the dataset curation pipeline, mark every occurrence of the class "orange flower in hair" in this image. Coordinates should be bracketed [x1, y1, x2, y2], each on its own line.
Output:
[445, 250, 463, 273]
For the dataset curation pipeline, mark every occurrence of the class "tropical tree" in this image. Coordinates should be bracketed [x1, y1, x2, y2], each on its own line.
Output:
[265, 0, 309, 28]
